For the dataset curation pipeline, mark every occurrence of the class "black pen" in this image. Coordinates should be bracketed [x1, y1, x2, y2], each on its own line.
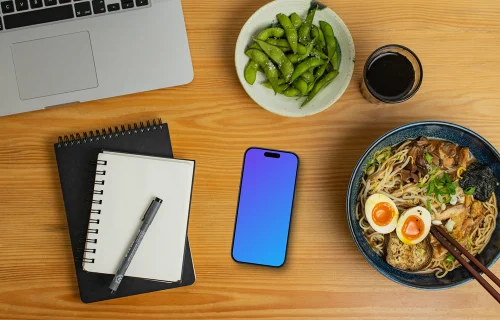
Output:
[109, 197, 163, 293]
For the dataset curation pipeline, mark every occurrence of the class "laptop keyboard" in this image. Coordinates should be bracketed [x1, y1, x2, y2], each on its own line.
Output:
[0, 0, 150, 31]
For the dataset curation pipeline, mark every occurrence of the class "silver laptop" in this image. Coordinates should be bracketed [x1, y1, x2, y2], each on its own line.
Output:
[0, 0, 193, 117]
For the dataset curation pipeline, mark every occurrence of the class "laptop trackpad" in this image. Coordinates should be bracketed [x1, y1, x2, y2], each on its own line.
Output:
[12, 32, 98, 100]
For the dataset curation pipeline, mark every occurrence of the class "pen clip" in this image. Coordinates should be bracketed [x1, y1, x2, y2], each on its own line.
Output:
[141, 198, 162, 221]
[142, 201, 154, 221]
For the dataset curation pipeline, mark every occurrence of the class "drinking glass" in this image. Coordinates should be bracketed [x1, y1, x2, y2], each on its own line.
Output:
[361, 44, 423, 104]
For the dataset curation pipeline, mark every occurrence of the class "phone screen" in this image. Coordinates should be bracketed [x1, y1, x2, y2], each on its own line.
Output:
[232, 148, 299, 267]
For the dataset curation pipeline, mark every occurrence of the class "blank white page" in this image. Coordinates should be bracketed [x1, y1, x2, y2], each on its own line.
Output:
[83, 152, 194, 282]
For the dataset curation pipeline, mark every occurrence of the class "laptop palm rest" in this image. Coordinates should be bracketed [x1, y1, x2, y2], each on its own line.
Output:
[11, 31, 98, 101]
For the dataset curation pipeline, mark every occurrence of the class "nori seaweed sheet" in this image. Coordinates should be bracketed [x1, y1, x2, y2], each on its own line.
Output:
[460, 162, 498, 202]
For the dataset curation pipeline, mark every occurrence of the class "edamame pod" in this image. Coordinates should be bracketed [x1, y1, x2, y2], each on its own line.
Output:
[311, 48, 328, 60]
[262, 82, 289, 94]
[301, 71, 339, 107]
[266, 38, 291, 49]
[244, 60, 260, 85]
[311, 25, 319, 41]
[319, 21, 337, 58]
[314, 63, 328, 79]
[255, 39, 295, 82]
[298, 6, 317, 43]
[266, 40, 306, 55]
[301, 71, 315, 83]
[248, 43, 261, 51]
[293, 78, 308, 95]
[300, 40, 316, 59]
[262, 78, 287, 86]
[331, 51, 339, 70]
[287, 54, 299, 64]
[265, 39, 292, 53]
[290, 13, 302, 30]
[257, 27, 285, 41]
[290, 57, 324, 83]
[297, 44, 307, 55]
[277, 14, 298, 54]
[306, 81, 315, 94]
[264, 83, 299, 97]
[245, 49, 280, 93]
[284, 87, 300, 97]
[318, 28, 326, 49]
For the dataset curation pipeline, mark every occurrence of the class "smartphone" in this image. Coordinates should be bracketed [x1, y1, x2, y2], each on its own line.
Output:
[231, 147, 299, 267]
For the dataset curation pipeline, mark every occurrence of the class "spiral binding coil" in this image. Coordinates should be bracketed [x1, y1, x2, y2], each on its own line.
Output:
[57, 118, 164, 147]
[81, 157, 109, 264]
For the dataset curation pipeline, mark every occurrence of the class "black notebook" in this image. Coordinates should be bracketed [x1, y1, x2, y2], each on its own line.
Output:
[54, 119, 195, 303]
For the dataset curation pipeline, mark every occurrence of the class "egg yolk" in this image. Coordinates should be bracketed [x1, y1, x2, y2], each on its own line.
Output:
[372, 202, 395, 226]
[401, 215, 425, 240]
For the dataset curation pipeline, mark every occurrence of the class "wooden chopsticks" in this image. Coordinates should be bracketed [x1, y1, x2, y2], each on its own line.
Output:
[430, 225, 500, 303]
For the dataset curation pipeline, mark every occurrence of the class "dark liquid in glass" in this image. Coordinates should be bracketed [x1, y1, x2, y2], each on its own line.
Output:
[365, 52, 415, 102]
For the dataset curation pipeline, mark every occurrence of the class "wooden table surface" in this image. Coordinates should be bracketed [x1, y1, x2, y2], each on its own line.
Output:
[1, 0, 500, 318]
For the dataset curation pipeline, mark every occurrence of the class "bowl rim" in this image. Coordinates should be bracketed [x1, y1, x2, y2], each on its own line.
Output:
[234, 0, 355, 117]
[346, 120, 500, 290]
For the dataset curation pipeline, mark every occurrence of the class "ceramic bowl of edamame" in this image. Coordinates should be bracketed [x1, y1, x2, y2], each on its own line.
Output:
[235, 0, 355, 117]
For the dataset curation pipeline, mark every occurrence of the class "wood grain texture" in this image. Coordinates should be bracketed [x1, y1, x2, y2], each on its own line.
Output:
[1, 0, 500, 318]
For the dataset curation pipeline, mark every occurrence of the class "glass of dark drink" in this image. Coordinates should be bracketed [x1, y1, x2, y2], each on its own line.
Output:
[361, 44, 423, 104]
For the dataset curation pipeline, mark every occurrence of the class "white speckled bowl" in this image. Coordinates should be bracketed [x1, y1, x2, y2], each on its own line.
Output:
[235, 0, 355, 117]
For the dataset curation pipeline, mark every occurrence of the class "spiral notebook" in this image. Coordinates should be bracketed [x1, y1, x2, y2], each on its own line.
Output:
[54, 119, 195, 303]
[83, 151, 195, 282]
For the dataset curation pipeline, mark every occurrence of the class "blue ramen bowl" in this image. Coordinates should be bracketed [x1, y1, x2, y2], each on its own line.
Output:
[346, 121, 500, 289]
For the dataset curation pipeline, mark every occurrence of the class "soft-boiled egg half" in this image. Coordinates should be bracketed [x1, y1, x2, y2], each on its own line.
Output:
[396, 206, 432, 245]
[365, 194, 399, 234]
